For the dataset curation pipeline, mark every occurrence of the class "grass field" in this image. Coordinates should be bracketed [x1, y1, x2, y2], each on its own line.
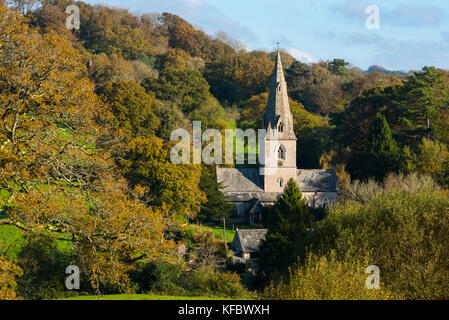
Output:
[195, 222, 257, 243]
[207, 224, 236, 242]
[61, 294, 237, 300]
[0, 224, 26, 259]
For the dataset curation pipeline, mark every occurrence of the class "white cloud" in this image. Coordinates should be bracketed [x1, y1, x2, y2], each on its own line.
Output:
[184, 0, 205, 5]
[340, 0, 444, 27]
[86, 0, 257, 43]
[288, 48, 318, 64]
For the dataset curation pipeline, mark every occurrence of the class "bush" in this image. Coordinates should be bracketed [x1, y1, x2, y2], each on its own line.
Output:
[263, 253, 400, 300]
[16, 236, 70, 300]
[130, 260, 185, 295]
[181, 266, 250, 298]
[0, 255, 23, 300]
[307, 174, 449, 299]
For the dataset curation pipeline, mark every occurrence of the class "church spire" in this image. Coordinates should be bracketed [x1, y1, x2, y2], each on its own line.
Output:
[264, 50, 296, 140]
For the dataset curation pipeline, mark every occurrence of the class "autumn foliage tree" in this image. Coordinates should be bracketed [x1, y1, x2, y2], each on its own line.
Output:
[0, 6, 174, 293]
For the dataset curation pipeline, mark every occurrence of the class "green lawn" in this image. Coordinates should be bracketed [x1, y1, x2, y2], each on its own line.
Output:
[0, 225, 26, 259]
[196, 223, 257, 243]
[207, 225, 236, 242]
[61, 294, 236, 300]
[0, 223, 72, 258]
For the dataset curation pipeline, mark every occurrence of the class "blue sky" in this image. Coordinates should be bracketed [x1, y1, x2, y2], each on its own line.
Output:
[84, 0, 449, 71]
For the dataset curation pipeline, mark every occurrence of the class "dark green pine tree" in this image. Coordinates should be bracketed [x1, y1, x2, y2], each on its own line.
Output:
[197, 165, 233, 223]
[366, 113, 401, 181]
[258, 179, 312, 283]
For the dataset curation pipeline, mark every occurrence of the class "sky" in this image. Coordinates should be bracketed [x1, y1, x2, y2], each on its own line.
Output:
[84, 0, 449, 71]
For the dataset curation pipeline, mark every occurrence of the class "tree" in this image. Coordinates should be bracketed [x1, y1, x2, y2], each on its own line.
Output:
[161, 12, 206, 57]
[306, 174, 449, 299]
[96, 80, 160, 138]
[286, 61, 344, 116]
[366, 113, 401, 180]
[404, 138, 449, 188]
[204, 55, 240, 104]
[258, 179, 312, 282]
[240, 93, 269, 128]
[78, 4, 155, 60]
[233, 53, 274, 101]
[8, 0, 39, 15]
[119, 135, 206, 219]
[285, 60, 311, 102]
[397, 67, 449, 145]
[263, 253, 399, 300]
[197, 166, 233, 223]
[189, 95, 227, 128]
[328, 58, 349, 77]
[0, 6, 174, 293]
[0, 255, 23, 300]
[142, 50, 211, 114]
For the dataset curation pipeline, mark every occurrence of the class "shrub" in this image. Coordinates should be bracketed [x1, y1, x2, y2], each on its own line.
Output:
[16, 236, 70, 300]
[0, 255, 23, 300]
[307, 174, 449, 299]
[263, 253, 400, 300]
[130, 260, 185, 295]
[181, 266, 250, 298]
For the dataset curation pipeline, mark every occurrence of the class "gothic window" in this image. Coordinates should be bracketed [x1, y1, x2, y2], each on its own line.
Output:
[278, 145, 286, 160]
[278, 122, 284, 133]
[278, 178, 284, 188]
[277, 82, 281, 91]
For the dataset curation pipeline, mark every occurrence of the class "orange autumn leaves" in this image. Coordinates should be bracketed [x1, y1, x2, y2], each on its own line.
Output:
[0, 5, 202, 290]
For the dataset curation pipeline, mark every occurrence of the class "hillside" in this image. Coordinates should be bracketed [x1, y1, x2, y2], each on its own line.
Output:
[0, 1, 449, 301]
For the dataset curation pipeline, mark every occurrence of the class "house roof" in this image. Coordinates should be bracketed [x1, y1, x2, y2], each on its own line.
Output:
[232, 229, 268, 253]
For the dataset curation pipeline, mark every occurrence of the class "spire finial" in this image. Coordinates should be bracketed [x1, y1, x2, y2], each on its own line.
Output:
[276, 42, 279, 51]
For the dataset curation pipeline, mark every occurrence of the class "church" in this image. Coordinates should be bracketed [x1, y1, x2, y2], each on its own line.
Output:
[217, 51, 338, 225]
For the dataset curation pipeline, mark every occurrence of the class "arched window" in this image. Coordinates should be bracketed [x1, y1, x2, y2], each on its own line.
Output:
[278, 145, 286, 160]
[278, 178, 284, 188]
[278, 122, 284, 133]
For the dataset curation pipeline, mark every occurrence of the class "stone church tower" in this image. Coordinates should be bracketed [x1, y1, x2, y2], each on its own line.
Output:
[260, 51, 298, 192]
[216, 50, 338, 224]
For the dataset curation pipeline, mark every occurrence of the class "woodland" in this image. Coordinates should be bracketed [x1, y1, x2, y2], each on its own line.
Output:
[0, 0, 448, 300]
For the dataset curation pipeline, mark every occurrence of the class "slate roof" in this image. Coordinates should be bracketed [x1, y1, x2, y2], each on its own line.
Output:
[216, 167, 337, 201]
[232, 229, 268, 253]
[296, 169, 338, 192]
[225, 192, 279, 203]
[217, 168, 263, 192]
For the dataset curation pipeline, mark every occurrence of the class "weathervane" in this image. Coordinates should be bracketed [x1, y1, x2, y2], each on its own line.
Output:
[276, 42, 279, 50]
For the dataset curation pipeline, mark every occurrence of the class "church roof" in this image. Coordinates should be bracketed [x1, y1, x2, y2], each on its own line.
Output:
[216, 167, 338, 202]
[232, 229, 268, 253]
[264, 51, 296, 140]
[216, 168, 263, 192]
[296, 169, 338, 192]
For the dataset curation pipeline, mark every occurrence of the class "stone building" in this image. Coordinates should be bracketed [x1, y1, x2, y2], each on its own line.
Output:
[217, 51, 338, 225]
[232, 229, 268, 260]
